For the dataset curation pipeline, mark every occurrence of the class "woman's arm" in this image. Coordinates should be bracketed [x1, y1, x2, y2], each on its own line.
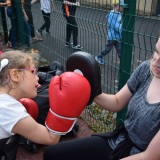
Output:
[120, 130, 160, 160]
[94, 84, 132, 112]
[12, 116, 61, 145]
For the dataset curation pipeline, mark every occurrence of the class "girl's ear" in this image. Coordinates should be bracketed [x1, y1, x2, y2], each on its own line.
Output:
[9, 69, 22, 82]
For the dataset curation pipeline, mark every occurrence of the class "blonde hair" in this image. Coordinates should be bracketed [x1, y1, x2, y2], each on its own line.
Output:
[150, 58, 154, 77]
[149, 36, 160, 77]
[0, 50, 39, 85]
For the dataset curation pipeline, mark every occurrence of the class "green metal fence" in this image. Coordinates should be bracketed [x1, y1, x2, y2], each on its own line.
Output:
[0, 0, 160, 133]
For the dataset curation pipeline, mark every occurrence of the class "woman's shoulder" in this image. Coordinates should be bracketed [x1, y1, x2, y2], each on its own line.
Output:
[134, 60, 150, 74]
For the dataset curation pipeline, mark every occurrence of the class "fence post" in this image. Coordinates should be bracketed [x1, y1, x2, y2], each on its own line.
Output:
[13, 0, 25, 45]
[116, 0, 137, 126]
[0, 0, 8, 43]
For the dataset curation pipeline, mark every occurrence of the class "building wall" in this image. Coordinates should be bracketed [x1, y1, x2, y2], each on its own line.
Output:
[80, 0, 158, 16]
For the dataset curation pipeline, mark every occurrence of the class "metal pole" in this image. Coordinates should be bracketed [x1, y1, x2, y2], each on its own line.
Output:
[0, 0, 8, 43]
[116, 0, 137, 126]
[12, 0, 25, 45]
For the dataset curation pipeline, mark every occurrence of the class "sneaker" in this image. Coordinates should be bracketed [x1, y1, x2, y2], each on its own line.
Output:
[95, 56, 105, 65]
[31, 37, 39, 43]
[45, 31, 50, 35]
[32, 37, 43, 42]
[36, 29, 42, 36]
[65, 42, 73, 47]
[72, 44, 83, 50]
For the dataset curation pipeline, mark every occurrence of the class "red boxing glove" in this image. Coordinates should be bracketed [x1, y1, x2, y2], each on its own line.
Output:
[45, 72, 91, 135]
[19, 98, 39, 120]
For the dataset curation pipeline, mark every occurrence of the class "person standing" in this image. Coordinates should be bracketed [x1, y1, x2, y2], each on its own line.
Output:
[5, 0, 31, 49]
[62, 0, 82, 50]
[35, 0, 56, 38]
[95, 0, 124, 64]
[24, 0, 42, 43]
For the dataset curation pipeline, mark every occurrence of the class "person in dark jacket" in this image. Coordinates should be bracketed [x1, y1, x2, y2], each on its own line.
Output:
[24, 0, 42, 42]
[62, 0, 82, 50]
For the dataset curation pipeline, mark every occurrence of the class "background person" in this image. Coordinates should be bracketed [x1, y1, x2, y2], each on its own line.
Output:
[62, 0, 82, 50]
[35, 0, 56, 38]
[24, 0, 42, 43]
[95, 0, 124, 64]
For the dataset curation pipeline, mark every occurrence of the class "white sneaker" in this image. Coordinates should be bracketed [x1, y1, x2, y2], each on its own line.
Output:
[72, 44, 83, 50]
[65, 42, 73, 47]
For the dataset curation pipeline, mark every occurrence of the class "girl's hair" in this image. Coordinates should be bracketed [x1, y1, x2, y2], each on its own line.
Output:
[0, 50, 39, 85]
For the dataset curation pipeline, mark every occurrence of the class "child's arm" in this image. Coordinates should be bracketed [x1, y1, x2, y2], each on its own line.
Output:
[12, 116, 60, 145]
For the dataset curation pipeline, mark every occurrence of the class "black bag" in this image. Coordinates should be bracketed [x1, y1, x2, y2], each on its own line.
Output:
[0, 134, 20, 160]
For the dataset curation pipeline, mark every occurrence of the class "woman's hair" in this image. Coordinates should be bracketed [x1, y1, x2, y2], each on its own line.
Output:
[0, 50, 39, 85]
[150, 35, 160, 77]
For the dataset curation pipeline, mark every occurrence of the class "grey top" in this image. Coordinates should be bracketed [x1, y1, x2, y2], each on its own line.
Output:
[109, 60, 160, 155]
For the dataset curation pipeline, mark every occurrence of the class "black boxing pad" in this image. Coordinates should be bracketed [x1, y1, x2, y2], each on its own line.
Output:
[66, 51, 102, 105]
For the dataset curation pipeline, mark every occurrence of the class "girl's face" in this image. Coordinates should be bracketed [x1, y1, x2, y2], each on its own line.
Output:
[152, 38, 160, 79]
[17, 64, 39, 99]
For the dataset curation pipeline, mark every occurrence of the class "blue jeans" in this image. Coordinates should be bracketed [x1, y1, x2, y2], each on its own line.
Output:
[7, 7, 31, 48]
[7, 7, 16, 48]
[23, 18, 31, 48]
[99, 40, 121, 58]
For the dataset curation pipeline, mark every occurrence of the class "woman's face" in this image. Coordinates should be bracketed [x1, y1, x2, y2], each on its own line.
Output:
[152, 38, 160, 79]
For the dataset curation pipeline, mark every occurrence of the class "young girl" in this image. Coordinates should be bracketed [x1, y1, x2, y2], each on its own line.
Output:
[0, 50, 60, 144]
[43, 37, 160, 160]
[0, 50, 91, 159]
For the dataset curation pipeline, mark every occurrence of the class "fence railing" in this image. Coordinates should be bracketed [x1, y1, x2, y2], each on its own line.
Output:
[0, 0, 160, 133]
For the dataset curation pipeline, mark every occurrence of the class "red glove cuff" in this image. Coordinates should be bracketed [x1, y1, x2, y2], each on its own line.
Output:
[45, 109, 77, 135]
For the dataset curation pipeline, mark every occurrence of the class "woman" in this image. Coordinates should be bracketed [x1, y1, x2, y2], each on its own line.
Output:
[43, 36, 160, 160]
